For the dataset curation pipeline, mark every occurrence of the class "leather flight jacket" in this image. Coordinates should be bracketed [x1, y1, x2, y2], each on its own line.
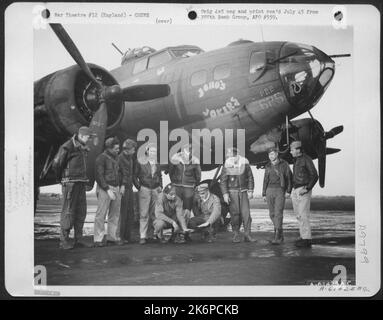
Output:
[53, 135, 89, 183]
[169, 153, 201, 187]
[292, 153, 319, 191]
[95, 150, 121, 191]
[118, 152, 135, 187]
[262, 159, 293, 196]
[220, 156, 254, 194]
[134, 157, 162, 190]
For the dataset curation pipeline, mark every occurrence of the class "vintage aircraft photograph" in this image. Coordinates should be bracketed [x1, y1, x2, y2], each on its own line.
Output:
[34, 22, 354, 286]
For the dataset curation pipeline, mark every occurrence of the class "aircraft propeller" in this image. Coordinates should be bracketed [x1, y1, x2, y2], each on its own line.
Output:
[49, 23, 170, 189]
[309, 113, 343, 187]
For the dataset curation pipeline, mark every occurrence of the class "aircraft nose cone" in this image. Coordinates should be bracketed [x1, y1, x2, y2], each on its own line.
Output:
[279, 42, 335, 114]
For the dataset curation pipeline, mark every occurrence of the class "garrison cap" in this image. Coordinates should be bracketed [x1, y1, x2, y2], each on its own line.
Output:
[163, 183, 176, 194]
[290, 141, 302, 149]
[105, 137, 120, 149]
[196, 183, 209, 192]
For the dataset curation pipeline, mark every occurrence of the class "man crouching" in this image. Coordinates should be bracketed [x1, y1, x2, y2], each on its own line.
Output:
[188, 183, 221, 243]
[153, 184, 190, 244]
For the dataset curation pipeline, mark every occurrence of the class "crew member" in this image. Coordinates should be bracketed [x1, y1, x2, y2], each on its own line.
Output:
[262, 146, 293, 245]
[220, 147, 255, 243]
[169, 143, 201, 239]
[134, 144, 162, 244]
[290, 141, 319, 248]
[153, 184, 189, 244]
[52, 126, 91, 250]
[118, 138, 137, 244]
[94, 137, 124, 247]
[188, 183, 221, 243]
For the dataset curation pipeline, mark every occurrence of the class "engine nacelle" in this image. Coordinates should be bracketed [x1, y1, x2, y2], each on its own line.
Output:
[34, 64, 124, 140]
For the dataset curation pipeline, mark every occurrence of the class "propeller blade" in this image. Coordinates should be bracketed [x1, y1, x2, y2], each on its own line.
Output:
[85, 101, 108, 190]
[121, 84, 170, 101]
[328, 54, 351, 58]
[326, 147, 341, 155]
[49, 23, 101, 89]
[324, 125, 344, 140]
[314, 137, 327, 188]
[318, 155, 326, 188]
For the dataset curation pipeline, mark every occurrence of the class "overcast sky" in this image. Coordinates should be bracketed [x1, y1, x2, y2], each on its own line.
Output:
[34, 24, 354, 196]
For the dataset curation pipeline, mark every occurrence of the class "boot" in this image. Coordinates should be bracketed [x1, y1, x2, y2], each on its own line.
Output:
[174, 233, 186, 244]
[270, 228, 276, 242]
[232, 231, 241, 243]
[74, 235, 90, 248]
[244, 233, 256, 242]
[272, 229, 284, 245]
[184, 232, 192, 242]
[73, 240, 90, 248]
[60, 241, 74, 250]
[295, 238, 312, 248]
[59, 230, 74, 250]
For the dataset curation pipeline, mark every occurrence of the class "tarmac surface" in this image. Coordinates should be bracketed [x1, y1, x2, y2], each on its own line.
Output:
[35, 194, 355, 286]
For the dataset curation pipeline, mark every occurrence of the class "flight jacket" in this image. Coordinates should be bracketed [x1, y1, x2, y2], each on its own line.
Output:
[53, 135, 89, 183]
[262, 159, 293, 196]
[220, 156, 254, 194]
[118, 152, 135, 187]
[192, 193, 221, 225]
[292, 153, 318, 191]
[169, 153, 201, 188]
[95, 150, 121, 191]
[155, 193, 184, 225]
[134, 157, 162, 190]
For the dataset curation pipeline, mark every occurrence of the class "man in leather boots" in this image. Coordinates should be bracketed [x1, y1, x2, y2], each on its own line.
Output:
[220, 147, 255, 243]
[262, 147, 292, 245]
[52, 126, 91, 250]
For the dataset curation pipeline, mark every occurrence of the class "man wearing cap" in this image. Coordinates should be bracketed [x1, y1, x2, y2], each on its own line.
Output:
[262, 146, 293, 245]
[169, 143, 201, 238]
[118, 138, 137, 243]
[220, 147, 255, 243]
[153, 184, 189, 244]
[134, 144, 163, 244]
[52, 126, 91, 250]
[290, 140, 318, 248]
[188, 183, 221, 243]
[94, 137, 124, 247]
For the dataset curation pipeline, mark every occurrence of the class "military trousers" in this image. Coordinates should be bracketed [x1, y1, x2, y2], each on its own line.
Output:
[119, 184, 135, 242]
[94, 185, 121, 243]
[138, 186, 159, 239]
[291, 186, 312, 239]
[266, 187, 286, 230]
[228, 190, 251, 235]
[60, 182, 87, 243]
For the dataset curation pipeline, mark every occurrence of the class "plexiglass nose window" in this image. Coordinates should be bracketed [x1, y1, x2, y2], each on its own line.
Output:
[279, 43, 334, 108]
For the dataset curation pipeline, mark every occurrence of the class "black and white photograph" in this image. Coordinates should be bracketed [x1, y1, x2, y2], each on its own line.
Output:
[3, 3, 381, 298]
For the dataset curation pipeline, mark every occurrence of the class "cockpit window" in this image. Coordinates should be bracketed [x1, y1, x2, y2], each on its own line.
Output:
[191, 70, 207, 87]
[148, 51, 172, 69]
[249, 51, 266, 82]
[171, 48, 203, 58]
[214, 64, 231, 80]
[132, 57, 148, 74]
